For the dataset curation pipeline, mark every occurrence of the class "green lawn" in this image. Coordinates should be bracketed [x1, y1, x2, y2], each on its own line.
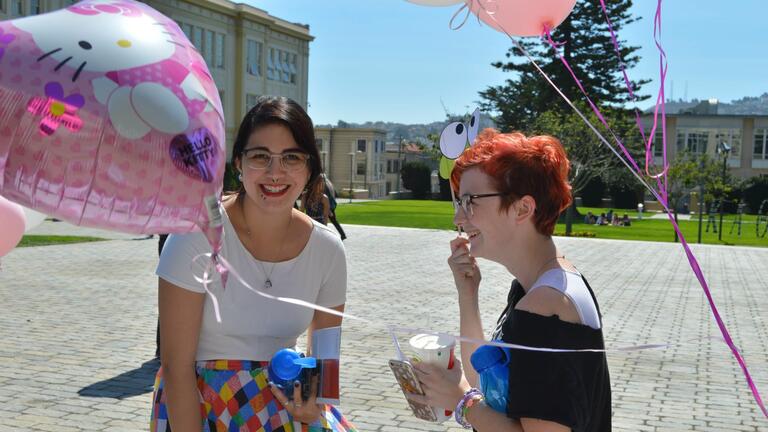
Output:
[18, 235, 108, 247]
[335, 200, 768, 247]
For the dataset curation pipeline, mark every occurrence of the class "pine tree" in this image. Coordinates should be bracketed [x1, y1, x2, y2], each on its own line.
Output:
[479, 0, 649, 131]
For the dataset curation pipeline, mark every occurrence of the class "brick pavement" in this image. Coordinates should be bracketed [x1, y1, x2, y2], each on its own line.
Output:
[1, 221, 767, 431]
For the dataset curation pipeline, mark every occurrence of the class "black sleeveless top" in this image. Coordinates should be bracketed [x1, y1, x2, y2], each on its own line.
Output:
[491, 277, 612, 431]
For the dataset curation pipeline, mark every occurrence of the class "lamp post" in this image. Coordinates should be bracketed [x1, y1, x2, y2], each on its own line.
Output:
[395, 136, 403, 199]
[717, 141, 731, 241]
[348, 152, 355, 204]
[697, 157, 705, 244]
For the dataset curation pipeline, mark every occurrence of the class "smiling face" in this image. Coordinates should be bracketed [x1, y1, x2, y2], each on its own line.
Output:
[453, 167, 514, 261]
[236, 123, 310, 213]
[13, 3, 175, 79]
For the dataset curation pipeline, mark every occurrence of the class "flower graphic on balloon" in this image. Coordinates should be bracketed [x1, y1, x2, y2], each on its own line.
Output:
[26, 82, 85, 136]
[0, 28, 16, 61]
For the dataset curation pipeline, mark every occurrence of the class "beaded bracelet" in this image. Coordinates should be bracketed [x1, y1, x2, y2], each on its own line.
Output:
[455, 388, 484, 429]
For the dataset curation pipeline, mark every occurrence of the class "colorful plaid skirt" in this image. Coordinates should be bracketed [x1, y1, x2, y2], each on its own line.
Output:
[150, 360, 357, 432]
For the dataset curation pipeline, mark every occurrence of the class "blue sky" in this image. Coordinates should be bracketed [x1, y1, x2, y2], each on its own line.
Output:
[250, 0, 767, 125]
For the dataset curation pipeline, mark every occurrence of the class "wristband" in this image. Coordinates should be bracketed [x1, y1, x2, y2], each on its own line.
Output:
[455, 388, 484, 429]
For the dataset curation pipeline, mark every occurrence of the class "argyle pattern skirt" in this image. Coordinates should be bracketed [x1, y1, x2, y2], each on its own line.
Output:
[150, 360, 357, 432]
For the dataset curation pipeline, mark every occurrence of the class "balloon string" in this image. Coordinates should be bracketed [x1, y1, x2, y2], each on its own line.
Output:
[468, 0, 767, 418]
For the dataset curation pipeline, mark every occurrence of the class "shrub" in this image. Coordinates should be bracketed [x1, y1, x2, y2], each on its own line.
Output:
[401, 162, 432, 199]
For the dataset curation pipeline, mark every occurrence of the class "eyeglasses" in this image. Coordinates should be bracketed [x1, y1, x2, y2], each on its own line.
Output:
[454, 193, 504, 217]
[241, 148, 311, 171]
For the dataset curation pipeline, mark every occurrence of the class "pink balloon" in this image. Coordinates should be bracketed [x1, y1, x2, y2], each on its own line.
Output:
[0, 195, 25, 256]
[0, 0, 225, 253]
[467, 0, 577, 37]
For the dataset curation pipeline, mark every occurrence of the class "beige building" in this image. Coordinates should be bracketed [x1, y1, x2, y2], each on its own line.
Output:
[643, 113, 768, 179]
[1, 0, 313, 158]
[315, 127, 387, 199]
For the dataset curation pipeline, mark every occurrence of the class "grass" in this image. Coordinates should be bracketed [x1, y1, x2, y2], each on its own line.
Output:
[17, 235, 108, 247]
[335, 200, 768, 247]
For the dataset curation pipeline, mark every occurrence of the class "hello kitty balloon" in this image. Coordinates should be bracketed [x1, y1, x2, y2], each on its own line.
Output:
[0, 0, 225, 253]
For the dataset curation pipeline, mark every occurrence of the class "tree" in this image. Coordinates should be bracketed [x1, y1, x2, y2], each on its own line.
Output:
[528, 104, 644, 233]
[479, 1, 649, 234]
[743, 175, 768, 213]
[401, 161, 432, 199]
[479, 0, 648, 130]
[667, 152, 733, 241]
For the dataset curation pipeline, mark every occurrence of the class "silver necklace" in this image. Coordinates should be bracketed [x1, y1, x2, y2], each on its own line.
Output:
[242, 200, 293, 290]
[533, 255, 566, 281]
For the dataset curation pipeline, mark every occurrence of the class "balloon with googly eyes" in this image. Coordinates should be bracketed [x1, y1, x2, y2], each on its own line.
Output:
[0, 0, 225, 254]
[438, 108, 481, 179]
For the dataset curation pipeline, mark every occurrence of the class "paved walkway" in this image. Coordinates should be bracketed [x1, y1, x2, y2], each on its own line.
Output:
[1, 222, 767, 431]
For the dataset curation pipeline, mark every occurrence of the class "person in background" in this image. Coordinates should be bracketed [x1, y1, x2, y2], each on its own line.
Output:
[323, 175, 347, 240]
[301, 178, 331, 225]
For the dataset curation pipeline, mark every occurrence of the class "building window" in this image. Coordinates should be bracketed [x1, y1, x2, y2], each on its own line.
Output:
[290, 54, 298, 84]
[193, 27, 204, 53]
[387, 160, 400, 174]
[13, 0, 23, 16]
[247, 40, 262, 77]
[246, 94, 259, 112]
[357, 139, 366, 152]
[357, 161, 366, 176]
[280, 51, 291, 83]
[265, 48, 297, 84]
[315, 138, 323, 149]
[649, 129, 664, 157]
[676, 129, 709, 155]
[203, 30, 214, 67]
[180, 23, 193, 40]
[754, 129, 768, 160]
[267, 48, 277, 80]
[214, 33, 225, 69]
[30, 0, 40, 14]
[715, 129, 741, 158]
[180, 23, 224, 70]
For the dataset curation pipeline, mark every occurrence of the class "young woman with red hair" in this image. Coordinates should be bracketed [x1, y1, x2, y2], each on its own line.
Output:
[408, 130, 611, 431]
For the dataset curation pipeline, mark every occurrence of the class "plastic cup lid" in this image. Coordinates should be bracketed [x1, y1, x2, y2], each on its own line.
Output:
[408, 333, 455, 350]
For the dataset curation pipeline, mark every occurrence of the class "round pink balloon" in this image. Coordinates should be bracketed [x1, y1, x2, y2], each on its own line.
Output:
[0, 195, 26, 256]
[0, 0, 225, 252]
[467, 0, 577, 37]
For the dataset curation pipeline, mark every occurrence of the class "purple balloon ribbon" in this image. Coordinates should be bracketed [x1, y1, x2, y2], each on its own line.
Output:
[535, 0, 767, 419]
[463, 0, 767, 419]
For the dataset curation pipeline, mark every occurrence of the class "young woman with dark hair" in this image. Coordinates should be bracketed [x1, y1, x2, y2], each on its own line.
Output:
[151, 96, 356, 432]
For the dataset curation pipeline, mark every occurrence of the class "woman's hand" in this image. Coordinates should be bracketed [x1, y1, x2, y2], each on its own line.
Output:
[406, 358, 471, 411]
[448, 237, 481, 297]
[269, 376, 323, 424]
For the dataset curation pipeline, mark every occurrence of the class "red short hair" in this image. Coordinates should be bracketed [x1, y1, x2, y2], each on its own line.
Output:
[450, 129, 572, 236]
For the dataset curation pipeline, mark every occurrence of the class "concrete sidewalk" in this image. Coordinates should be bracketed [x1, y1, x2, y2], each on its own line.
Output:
[1, 224, 767, 431]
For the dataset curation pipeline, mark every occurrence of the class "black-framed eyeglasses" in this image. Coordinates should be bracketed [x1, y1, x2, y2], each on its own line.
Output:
[454, 193, 504, 217]
[241, 148, 311, 172]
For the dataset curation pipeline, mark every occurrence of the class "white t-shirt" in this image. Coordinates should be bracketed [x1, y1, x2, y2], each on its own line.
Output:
[156, 212, 347, 361]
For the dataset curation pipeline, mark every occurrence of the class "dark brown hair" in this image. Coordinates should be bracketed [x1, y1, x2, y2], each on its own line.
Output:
[230, 96, 322, 203]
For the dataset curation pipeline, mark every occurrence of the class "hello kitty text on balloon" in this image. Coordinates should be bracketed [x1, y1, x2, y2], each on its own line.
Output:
[0, 0, 226, 253]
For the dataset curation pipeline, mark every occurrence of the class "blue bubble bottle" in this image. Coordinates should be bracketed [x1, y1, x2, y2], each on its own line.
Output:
[268, 348, 317, 400]
[470, 344, 511, 413]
